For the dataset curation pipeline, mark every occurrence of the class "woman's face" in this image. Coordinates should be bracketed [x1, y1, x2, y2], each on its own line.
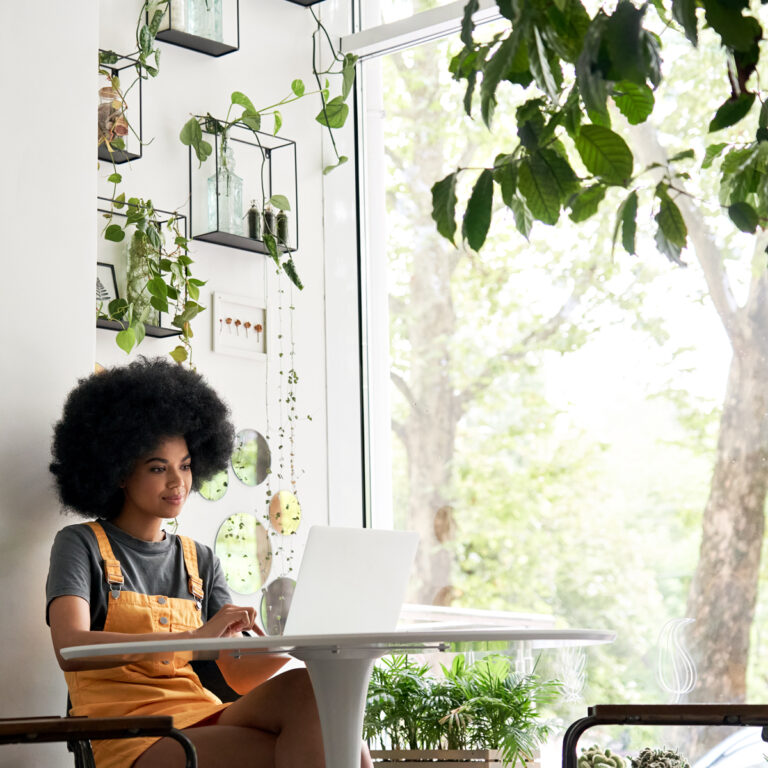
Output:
[121, 436, 193, 521]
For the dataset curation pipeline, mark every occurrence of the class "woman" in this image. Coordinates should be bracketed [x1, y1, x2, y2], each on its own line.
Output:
[46, 358, 365, 768]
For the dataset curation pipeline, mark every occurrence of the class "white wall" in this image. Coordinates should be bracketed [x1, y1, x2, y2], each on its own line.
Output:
[0, 1, 361, 765]
[0, 2, 97, 766]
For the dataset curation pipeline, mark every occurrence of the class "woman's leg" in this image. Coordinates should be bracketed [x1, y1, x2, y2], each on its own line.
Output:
[134, 725, 276, 768]
[135, 668, 373, 768]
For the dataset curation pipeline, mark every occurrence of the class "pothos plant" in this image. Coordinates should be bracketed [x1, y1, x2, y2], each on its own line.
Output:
[98, 0, 169, 158]
[98, 191, 205, 366]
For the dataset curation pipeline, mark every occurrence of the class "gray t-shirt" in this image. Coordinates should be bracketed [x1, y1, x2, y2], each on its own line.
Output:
[46, 520, 231, 630]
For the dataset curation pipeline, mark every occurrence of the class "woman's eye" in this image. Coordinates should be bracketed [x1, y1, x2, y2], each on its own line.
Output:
[181, 464, 192, 471]
[149, 466, 165, 473]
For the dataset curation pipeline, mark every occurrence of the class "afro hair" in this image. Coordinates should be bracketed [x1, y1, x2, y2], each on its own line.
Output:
[50, 357, 235, 520]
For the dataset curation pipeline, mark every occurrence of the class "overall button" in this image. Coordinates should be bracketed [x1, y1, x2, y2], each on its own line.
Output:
[157, 596, 167, 605]
[159, 616, 169, 625]
[161, 660, 170, 665]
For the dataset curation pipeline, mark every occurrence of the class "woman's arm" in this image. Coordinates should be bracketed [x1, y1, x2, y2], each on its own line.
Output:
[49, 595, 199, 671]
[207, 605, 291, 695]
[50, 595, 289, 685]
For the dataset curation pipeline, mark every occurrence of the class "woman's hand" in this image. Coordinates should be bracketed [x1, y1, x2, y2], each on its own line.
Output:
[194, 604, 258, 638]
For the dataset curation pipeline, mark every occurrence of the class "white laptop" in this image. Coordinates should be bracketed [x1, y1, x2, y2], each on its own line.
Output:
[282, 526, 419, 636]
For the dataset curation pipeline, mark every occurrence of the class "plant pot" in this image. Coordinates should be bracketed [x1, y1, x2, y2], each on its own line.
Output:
[370, 749, 541, 768]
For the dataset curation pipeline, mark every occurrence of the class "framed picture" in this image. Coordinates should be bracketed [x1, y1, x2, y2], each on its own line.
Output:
[96, 262, 118, 313]
[212, 292, 267, 359]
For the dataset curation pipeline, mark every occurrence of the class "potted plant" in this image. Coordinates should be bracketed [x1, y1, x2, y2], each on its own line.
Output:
[579, 744, 690, 768]
[364, 654, 561, 767]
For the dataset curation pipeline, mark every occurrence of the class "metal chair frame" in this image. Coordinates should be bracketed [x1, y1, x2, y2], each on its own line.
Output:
[0, 714, 197, 768]
[562, 704, 768, 768]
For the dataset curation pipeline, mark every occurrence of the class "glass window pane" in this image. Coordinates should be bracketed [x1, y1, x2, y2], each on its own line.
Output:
[359, 18, 762, 762]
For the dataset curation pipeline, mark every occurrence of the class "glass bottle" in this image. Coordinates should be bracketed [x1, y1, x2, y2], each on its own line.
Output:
[247, 201, 261, 239]
[97, 84, 128, 148]
[207, 140, 244, 235]
[263, 204, 276, 239]
[127, 231, 160, 326]
[168, 0, 188, 32]
[276, 209, 288, 246]
[188, 0, 223, 42]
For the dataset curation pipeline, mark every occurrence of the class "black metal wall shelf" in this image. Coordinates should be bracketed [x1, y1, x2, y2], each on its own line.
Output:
[97, 318, 182, 338]
[96, 197, 188, 338]
[98, 51, 143, 164]
[283, 0, 325, 5]
[152, 0, 240, 57]
[189, 123, 299, 255]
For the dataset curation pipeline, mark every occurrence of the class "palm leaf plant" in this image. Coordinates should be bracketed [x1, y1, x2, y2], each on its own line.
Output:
[364, 654, 562, 767]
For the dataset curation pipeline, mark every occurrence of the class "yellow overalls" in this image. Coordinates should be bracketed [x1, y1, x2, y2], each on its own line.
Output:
[64, 522, 229, 768]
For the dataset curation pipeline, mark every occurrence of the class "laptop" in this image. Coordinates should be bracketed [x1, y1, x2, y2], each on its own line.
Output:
[281, 526, 419, 636]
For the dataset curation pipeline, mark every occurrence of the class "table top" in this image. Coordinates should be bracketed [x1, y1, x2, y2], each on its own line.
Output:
[61, 627, 615, 662]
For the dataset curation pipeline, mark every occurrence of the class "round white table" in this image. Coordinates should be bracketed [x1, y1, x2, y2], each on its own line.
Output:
[62, 627, 615, 768]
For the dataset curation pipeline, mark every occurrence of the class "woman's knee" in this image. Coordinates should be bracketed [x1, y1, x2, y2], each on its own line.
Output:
[275, 667, 319, 711]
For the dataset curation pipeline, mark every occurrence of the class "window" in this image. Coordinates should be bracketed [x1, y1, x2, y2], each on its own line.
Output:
[349, 0, 767, 759]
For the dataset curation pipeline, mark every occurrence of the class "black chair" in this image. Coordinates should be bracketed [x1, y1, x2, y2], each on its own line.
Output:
[562, 704, 768, 768]
[0, 714, 197, 767]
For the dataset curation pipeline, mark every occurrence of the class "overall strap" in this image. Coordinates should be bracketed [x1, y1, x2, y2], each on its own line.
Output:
[179, 535, 204, 608]
[85, 521, 124, 598]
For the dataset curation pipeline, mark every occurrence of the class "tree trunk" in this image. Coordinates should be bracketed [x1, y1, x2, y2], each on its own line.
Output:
[686, 342, 768, 703]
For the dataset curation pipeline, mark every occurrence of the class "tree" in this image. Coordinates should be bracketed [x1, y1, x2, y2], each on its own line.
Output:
[427, 0, 768, 727]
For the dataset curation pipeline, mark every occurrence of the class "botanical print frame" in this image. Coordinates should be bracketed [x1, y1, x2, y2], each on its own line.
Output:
[212, 291, 267, 359]
[96, 262, 119, 314]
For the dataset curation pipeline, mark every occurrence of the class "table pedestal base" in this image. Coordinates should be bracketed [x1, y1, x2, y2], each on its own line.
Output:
[300, 654, 376, 768]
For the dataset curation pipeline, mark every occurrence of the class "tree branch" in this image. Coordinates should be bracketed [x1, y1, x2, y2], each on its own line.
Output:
[627, 123, 743, 346]
[455, 287, 583, 411]
[391, 370, 414, 406]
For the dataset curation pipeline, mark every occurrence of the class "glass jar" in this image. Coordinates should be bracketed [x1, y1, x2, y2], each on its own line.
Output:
[97, 85, 128, 147]
[207, 141, 244, 235]
[188, 0, 223, 42]
[127, 231, 160, 326]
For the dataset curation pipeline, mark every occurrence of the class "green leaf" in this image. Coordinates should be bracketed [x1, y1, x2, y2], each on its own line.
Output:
[263, 231, 280, 267]
[462, 169, 494, 250]
[656, 194, 687, 248]
[231, 91, 256, 113]
[107, 172, 122, 184]
[709, 93, 756, 132]
[480, 30, 521, 128]
[323, 155, 348, 175]
[493, 160, 518, 207]
[316, 96, 349, 129]
[169, 346, 188, 364]
[269, 194, 291, 211]
[114, 192, 126, 209]
[179, 117, 202, 146]
[568, 184, 606, 222]
[703, 0, 761, 53]
[575, 124, 634, 185]
[116, 327, 136, 354]
[132, 321, 146, 346]
[575, 14, 609, 117]
[147, 276, 168, 298]
[655, 224, 685, 266]
[431, 172, 459, 245]
[341, 54, 358, 101]
[283, 258, 304, 291]
[138, 24, 152, 56]
[605, 1, 649, 85]
[150, 295, 169, 313]
[461, 0, 479, 47]
[728, 201, 759, 232]
[702, 142, 728, 168]
[105, 224, 125, 242]
[612, 81, 654, 125]
[672, 0, 698, 45]
[241, 112, 261, 133]
[529, 27, 559, 103]
[274, 111, 282, 135]
[509, 194, 534, 239]
[291, 79, 305, 97]
[517, 154, 561, 225]
[620, 189, 638, 254]
[760, 101, 768, 130]
[668, 149, 696, 163]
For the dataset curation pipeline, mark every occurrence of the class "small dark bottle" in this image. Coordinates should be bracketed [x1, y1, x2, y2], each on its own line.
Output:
[247, 200, 261, 239]
[263, 204, 276, 238]
[276, 209, 288, 245]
